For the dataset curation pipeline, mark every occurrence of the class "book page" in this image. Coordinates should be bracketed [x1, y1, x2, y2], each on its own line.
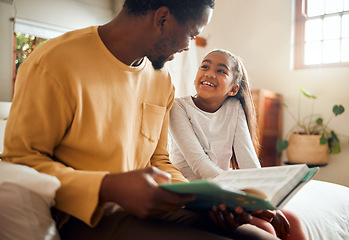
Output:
[211, 164, 310, 206]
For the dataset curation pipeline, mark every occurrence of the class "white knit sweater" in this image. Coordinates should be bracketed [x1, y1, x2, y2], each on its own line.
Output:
[169, 96, 260, 181]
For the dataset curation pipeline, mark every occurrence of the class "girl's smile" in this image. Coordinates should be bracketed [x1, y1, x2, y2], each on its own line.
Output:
[193, 51, 239, 113]
[200, 80, 216, 87]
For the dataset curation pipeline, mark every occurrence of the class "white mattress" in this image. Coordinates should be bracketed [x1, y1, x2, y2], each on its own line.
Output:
[284, 180, 349, 240]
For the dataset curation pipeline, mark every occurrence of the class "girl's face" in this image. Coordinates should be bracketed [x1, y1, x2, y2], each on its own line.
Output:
[194, 51, 238, 102]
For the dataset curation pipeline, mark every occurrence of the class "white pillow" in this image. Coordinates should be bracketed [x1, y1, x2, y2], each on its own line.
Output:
[0, 101, 11, 120]
[0, 101, 11, 153]
[0, 161, 61, 240]
[0, 120, 7, 154]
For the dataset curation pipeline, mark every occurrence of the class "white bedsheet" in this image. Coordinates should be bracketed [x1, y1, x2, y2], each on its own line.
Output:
[0, 161, 61, 240]
[284, 180, 349, 240]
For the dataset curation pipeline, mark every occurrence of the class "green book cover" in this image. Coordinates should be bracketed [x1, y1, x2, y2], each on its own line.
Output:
[160, 180, 275, 212]
[159, 165, 318, 212]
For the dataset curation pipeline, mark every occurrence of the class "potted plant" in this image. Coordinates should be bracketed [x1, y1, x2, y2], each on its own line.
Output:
[276, 88, 348, 165]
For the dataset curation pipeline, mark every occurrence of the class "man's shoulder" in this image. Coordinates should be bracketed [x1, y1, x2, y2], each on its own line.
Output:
[52, 26, 97, 43]
[24, 26, 98, 65]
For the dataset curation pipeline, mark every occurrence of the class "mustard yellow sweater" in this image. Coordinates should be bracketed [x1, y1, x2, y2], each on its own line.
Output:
[1, 26, 187, 226]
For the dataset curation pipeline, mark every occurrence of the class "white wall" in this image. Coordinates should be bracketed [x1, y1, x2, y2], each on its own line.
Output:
[197, 0, 349, 187]
[1, 0, 348, 186]
[0, 2, 15, 101]
[0, 0, 116, 101]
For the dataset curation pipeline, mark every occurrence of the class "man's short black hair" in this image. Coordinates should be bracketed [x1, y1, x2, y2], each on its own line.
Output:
[123, 0, 215, 24]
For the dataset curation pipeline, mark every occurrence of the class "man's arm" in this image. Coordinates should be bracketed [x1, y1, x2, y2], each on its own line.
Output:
[99, 167, 195, 218]
[1, 62, 107, 227]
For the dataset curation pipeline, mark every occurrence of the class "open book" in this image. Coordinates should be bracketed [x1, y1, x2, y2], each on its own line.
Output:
[160, 164, 318, 212]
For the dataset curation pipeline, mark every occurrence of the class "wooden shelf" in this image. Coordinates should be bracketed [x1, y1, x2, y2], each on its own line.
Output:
[252, 89, 283, 167]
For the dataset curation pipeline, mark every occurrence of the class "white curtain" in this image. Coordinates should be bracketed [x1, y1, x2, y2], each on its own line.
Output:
[166, 42, 199, 98]
[14, 18, 72, 39]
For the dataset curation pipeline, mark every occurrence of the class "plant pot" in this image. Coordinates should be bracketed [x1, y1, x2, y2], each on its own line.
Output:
[286, 133, 329, 165]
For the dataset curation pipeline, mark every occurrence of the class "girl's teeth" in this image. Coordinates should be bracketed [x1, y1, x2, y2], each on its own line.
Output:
[203, 81, 214, 87]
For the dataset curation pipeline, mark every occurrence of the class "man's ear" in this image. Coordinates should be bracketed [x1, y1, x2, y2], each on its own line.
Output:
[228, 84, 239, 96]
[153, 6, 171, 32]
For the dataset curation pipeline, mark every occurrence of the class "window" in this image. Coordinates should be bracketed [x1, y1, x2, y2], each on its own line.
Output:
[14, 33, 47, 76]
[294, 0, 349, 69]
[12, 32, 48, 97]
[11, 18, 71, 97]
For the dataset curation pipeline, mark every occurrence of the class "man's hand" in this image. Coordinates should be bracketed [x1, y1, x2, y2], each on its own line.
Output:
[208, 204, 252, 230]
[99, 167, 195, 218]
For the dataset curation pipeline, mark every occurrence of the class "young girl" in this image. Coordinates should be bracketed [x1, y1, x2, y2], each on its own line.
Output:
[168, 49, 306, 240]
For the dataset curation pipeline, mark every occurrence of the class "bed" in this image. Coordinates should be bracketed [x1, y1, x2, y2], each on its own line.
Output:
[283, 179, 349, 240]
[1, 101, 349, 240]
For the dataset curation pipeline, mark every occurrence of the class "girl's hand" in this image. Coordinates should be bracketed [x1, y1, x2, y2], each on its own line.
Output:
[209, 204, 252, 230]
[252, 210, 276, 223]
[270, 210, 290, 240]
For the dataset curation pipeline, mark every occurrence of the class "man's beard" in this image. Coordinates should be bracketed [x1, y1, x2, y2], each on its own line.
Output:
[148, 36, 174, 70]
[149, 55, 169, 70]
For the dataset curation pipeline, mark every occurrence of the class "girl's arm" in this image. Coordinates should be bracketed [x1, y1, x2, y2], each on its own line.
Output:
[169, 100, 224, 179]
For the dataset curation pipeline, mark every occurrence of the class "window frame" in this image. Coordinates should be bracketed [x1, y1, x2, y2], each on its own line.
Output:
[294, 0, 349, 69]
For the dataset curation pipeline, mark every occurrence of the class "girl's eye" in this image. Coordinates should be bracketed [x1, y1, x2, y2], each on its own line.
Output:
[200, 65, 208, 70]
[217, 69, 227, 75]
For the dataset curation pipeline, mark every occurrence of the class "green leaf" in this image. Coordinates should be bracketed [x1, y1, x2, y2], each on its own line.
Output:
[316, 118, 323, 125]
[330, 140, 341, 154]
[333, 105, 345, 116]
[330, 130, 339, 142]
[276, 139, 288, 152]
[300, 88, 316, 99]
[320, 134, 328, 145]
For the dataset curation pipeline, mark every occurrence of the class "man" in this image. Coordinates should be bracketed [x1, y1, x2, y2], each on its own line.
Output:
[1, 0, 277, 239]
